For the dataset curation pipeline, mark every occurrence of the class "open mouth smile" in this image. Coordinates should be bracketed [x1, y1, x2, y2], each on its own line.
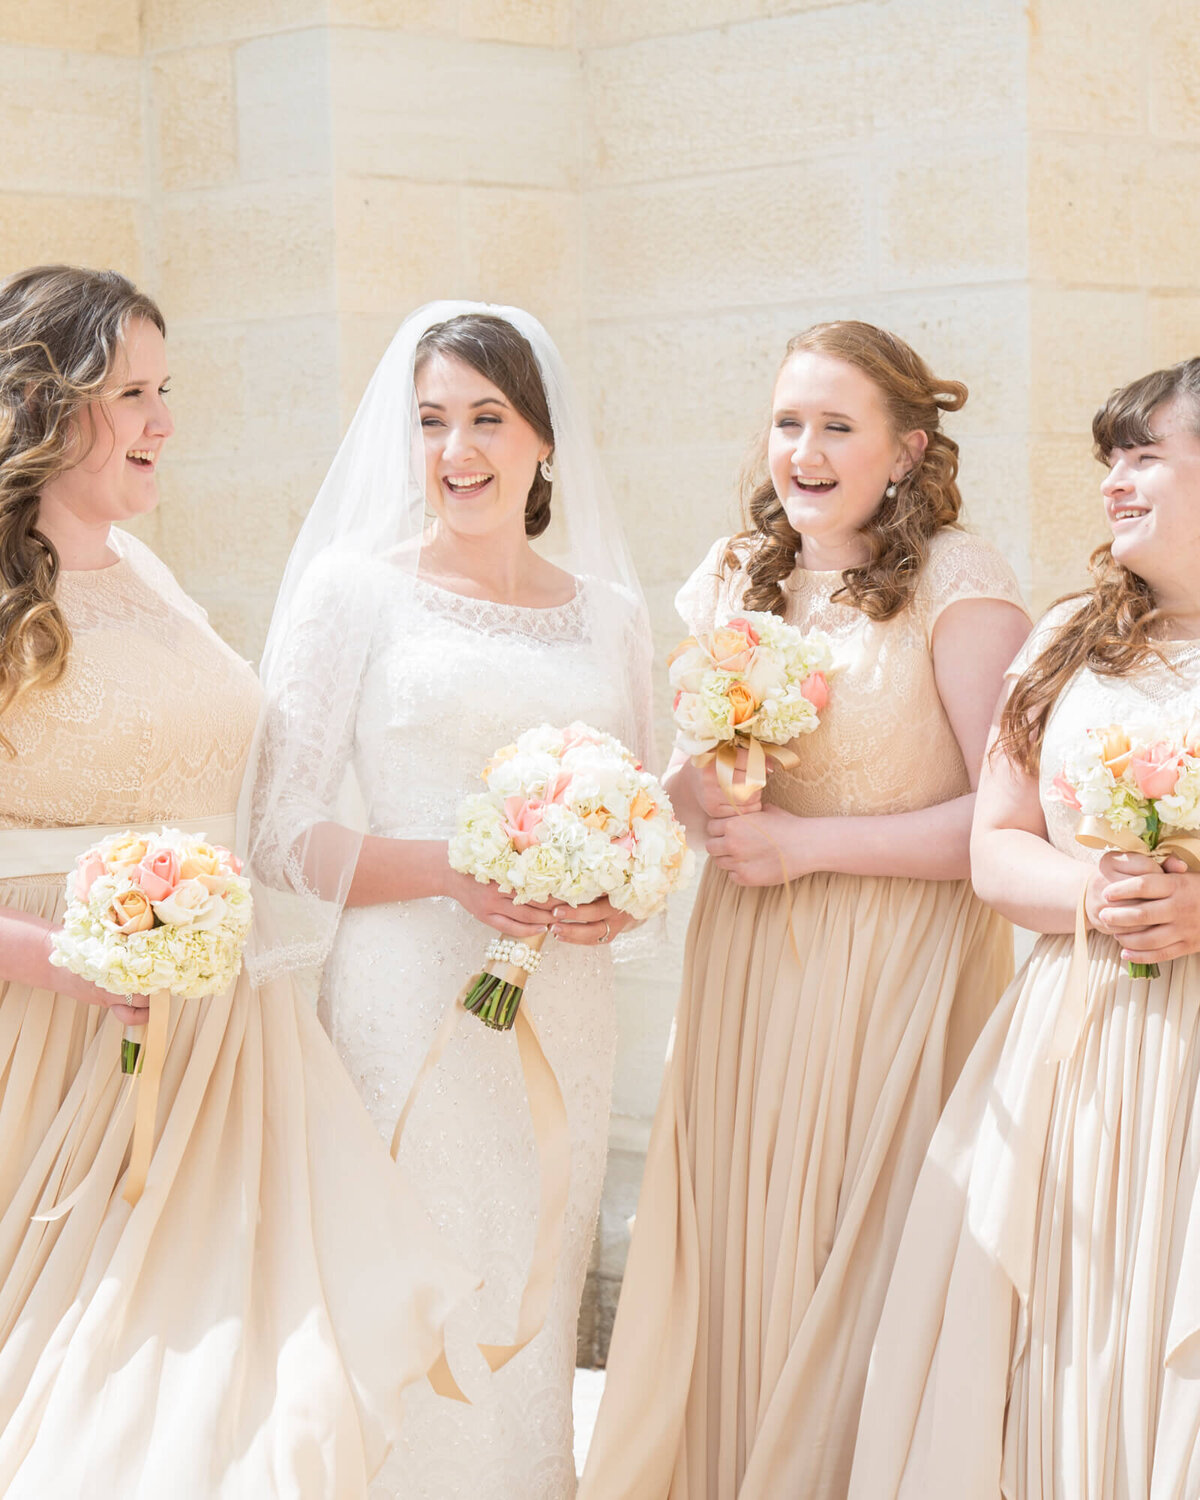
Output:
[443, 473, 494, 496]
[127, 448, 157, 471]
[792, 476, 837, 495]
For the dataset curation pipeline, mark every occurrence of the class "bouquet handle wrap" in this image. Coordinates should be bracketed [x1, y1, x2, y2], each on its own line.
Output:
[694, 735, 799, 804]
[1050, 817, 1200, 1060]
[390, 970, 570, 1403]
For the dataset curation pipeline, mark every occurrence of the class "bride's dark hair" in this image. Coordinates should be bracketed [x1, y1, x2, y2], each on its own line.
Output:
[414, 313, 556, 538]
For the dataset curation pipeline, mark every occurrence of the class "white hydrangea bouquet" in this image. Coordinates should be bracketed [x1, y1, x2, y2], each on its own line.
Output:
[1055, 722, 1200, 978]
[50, 828, 253, 1072]
[668, 613, 833, 799]
[449, 722, 693, 1030]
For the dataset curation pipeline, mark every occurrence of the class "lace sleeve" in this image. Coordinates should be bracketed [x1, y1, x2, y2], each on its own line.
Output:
[250, 553, 380, 894]
[915, 530, 1030, 644]
[675, 536, 736, 636]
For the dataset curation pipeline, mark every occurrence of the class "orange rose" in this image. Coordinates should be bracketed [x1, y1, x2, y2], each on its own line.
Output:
[106, 887, 155, 935]
[1099, 726, 1133, 779]
[581, 809, 610, 831]
[727, 681, 757, 726]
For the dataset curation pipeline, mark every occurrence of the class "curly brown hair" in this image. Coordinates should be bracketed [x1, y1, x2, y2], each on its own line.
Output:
[724, 320, 968, 619]
[997, 358, 1200, 775]
[0, 265, 165, 754]
[414, 313, 555, 539]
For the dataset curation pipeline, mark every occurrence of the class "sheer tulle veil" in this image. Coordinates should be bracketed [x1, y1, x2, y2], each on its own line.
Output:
[239, 299, 655, 983]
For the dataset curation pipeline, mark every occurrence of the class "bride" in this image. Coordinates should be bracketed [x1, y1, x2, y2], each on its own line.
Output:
[251, 303, 655, 1498]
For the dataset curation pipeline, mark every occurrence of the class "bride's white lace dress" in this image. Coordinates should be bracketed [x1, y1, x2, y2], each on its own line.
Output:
[307, 563, 645, 1499]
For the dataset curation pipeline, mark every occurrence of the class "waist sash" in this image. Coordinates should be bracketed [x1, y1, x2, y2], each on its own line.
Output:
[0, 814, 238, 881]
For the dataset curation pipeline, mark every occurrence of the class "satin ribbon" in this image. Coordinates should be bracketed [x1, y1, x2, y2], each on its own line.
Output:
[390, 968, 569, 1405]
[1049, 816, 1200, 1061]
[693, 735, 799, 804]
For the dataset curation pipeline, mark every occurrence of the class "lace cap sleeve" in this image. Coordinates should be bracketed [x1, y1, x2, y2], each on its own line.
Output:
[915, 529, 1029, 644]
[675, 536, 737, 636]
[1004, 597, 1085, 681]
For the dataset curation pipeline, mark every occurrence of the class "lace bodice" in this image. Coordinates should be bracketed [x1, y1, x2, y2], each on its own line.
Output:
[1012, 601, 1200, 861]
[677, 530, 1028, 818]
[0, 531, 260, 830]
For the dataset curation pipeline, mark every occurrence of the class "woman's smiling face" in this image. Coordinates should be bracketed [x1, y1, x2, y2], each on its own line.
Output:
[1101, 395, 1200, 589]
[767, 350, 924, 567]
[417, 351, 550, 544]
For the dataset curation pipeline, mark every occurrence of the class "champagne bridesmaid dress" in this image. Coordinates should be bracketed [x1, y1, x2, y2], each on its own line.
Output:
[580, 528, 1026, 1499]
[849, 603, 1200, 1499]
[0, 530, 474, 1498]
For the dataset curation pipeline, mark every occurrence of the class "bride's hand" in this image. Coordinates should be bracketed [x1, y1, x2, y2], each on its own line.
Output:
[548, 896, 638, 947]
[445, 868, 554, 939]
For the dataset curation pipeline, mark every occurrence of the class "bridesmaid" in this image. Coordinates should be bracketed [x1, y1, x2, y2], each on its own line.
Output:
[0, 265, 472, 1497]
[849, 361, 1200, 1497]
[579, 320, 1030, 1499]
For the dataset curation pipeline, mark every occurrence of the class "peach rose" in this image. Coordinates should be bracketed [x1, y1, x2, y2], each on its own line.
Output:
[132, 846, 181, 903]
[708, 619, 759, 674]
[106, 887, 155, 935]
[72, 849, 106, 902]
[1186, 724, 1200, 757]
[212, 845, 243, 875]
[1052, 772, 1082, 811]
[106, 834, 149, 870]
[629, 789, 657, 823]
[581, 809, 611, 832]
[1098, 726, 1133, 780]
[800, 671, 830, 713]
[179, 843, 221, 880]
[727, 681, 757, 726]
[1129, 741, 1184, 801]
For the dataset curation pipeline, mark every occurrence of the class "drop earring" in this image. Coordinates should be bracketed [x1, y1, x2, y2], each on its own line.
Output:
[885, 481, 898, 499]
[539, 458, 554, 483]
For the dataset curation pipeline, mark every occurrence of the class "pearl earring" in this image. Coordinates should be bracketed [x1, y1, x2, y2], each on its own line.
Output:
[885, 481, 898, 499]
[539, 458, 554, 483]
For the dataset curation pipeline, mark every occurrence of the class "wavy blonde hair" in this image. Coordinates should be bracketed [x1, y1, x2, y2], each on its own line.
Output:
[998, 358, 1200, 775]
[0, 265, 165, 753]
[724, 320, 968, 619]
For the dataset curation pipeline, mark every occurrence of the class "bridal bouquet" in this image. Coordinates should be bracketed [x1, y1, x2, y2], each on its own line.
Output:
[668, 612, 833, 799]
[1055, 722, 1200, 978]
[448, 722, 693, 1029]
[49, 828, 253, 1071]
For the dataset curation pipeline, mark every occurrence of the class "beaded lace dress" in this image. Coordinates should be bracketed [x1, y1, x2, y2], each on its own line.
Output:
[291, 559, 646, 1499]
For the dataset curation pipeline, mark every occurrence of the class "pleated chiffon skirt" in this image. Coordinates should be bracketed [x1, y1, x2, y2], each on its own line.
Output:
[849, 932, 1200, 1500]
[580, 861, 1012, 1500]
[0, 873, 475, 1499]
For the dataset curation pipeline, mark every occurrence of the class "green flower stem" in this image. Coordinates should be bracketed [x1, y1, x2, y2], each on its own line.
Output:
[1127, 961, 1161, 981]
[463, 972, 526, 1031]
[120, 1038, 143, 1075]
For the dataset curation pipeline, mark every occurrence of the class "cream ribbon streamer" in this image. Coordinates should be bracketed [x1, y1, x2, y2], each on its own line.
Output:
[390, 972, 569, 1405]
[694, 735, 799, 805]
[1049, 815, 1200, 1061]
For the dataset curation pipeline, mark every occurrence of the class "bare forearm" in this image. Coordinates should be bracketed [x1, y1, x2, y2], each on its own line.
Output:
[344, 832, 452, 908]
[970, 826, 1091, 934]
[0, 907, 57, 989]
[662, 759, 709, 844]
[796, 795, 976, 881]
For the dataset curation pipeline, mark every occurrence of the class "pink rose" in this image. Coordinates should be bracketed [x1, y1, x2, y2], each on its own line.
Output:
[615, 831, 637, 855]
[800, 671, 830, 713]
[1052, 772, 1082, 811]
[502, 797, 547, 853]
[1129, 741, 1184, 801]
[131, 846, 181, 902]
[72, 849, 106, 902]
[213, 846, 243, 875]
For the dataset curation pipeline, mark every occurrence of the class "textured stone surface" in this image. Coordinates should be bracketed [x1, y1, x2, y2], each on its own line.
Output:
[0, 46, 143, 196]
[1028, 0, 1147, 134]
[0, 193, 142, 280]
[143, 0, 325, 52]
[1030, 287, 1149, 435]
[1150, 0, 1200, 140]
[236, 29, 333, 182]
[0, 0, 139, 53]
[1029, 435, 1107, 611]
[153, 46, 238, 192]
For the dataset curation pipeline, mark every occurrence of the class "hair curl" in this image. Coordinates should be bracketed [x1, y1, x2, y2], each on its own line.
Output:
[998, 358, 1200, 774]
[414, 313, 555, 538]
[0, 265, 165, 754]
[724, 320, 967, 619]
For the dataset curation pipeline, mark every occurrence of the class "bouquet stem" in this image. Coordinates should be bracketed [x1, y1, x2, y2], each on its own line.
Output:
[1127, 961, 1161, 981]
[121, 1024, 144, 1075]
[463, 931, 548, 1031]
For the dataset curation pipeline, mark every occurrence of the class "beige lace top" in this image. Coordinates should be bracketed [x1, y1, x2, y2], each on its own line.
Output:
[0, 530, 260, 830]
[676, 529, 1029, 818]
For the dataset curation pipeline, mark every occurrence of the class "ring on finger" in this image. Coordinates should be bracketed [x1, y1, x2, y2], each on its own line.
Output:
[600, 919, 612, 944]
